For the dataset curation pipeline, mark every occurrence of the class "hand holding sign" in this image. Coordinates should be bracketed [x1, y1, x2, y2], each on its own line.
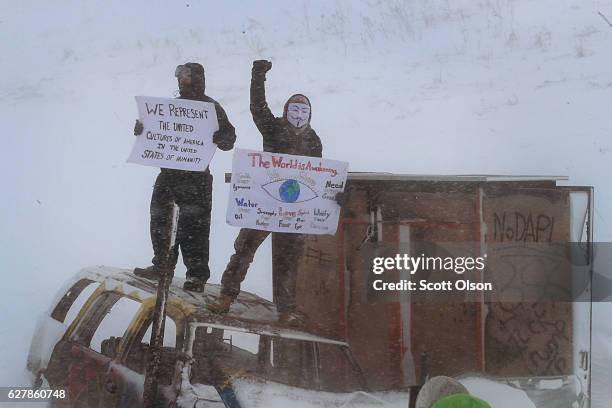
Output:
[128, 96, 219, 171]
[134, 120, 144, 136]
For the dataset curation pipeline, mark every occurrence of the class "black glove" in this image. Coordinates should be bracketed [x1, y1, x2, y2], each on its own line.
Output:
[213, 130, 235, 150]
[252, 60, 272, 75]
[335, 185, 354, 206]
[212, 130, 223, 145]
[335, 191, 348, 206]
[134, 119, 143, 136]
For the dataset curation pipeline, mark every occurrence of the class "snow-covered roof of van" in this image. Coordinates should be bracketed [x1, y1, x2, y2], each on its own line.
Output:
[224, 172, 567, 183]
[59, 266, 346, 346]
[345, 173, 568, 182]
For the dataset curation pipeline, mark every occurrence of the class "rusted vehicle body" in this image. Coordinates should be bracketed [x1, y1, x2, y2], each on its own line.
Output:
[27, 266, 366, 407]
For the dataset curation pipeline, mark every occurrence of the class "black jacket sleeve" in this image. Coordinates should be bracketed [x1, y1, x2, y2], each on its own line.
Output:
[250, 71, 276, 142]
[213, 102, 236, 151]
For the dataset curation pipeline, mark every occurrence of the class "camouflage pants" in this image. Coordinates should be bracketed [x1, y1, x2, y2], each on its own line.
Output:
[150, 170, 212, 281]
[221, 228, 305, 313]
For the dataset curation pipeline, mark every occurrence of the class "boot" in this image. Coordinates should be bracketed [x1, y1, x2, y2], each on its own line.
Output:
[183, 276, 206, 293]
[207, 294, 234, 314]
[134, 265, 162, 280]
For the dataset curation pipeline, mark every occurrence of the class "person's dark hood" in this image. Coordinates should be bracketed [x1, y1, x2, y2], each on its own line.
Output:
[178, 62, 205, 98]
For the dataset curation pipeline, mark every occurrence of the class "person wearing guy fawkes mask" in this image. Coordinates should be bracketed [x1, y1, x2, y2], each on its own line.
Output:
[208, 60, 336, 324]
[133, 63, 236, 293]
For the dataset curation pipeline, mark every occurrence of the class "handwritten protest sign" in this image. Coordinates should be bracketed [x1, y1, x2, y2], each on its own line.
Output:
[127, 96, 218, 171]
[227, 148, 348, 235]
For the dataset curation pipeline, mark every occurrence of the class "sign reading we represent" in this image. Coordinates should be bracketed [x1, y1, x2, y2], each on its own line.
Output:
[227, 149, 348, 235]
[128, 96, 218, 171]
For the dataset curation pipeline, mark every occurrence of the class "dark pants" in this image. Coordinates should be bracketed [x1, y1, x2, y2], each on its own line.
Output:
[221, 228, 304, 313]
[150, 170, 212, 281]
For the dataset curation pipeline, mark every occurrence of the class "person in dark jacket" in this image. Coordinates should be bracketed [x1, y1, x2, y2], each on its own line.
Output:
[134, 62, 236, 293]
[207, 60, 323, 323]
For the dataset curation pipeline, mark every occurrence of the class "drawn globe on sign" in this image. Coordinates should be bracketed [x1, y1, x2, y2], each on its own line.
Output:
[278, 179, 301, 203]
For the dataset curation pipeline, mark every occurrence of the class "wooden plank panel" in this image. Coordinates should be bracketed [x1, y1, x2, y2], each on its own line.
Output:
[483, 188, 573, 376]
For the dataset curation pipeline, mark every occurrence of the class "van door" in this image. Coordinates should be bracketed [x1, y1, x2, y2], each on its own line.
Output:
[45, 291, 141, 406]
[27, 277, 99, 386]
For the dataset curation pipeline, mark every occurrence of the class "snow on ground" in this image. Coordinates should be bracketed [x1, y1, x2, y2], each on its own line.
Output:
[232, 379, 408, 408]
[2, 0, 612, 406]
[231, 377, 535, 408]
[461, 377, 536, 408]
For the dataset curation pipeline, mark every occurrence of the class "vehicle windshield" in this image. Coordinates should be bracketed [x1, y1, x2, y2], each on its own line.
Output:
[188, 324, 363, 393]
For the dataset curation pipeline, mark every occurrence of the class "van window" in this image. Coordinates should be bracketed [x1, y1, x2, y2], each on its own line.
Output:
[50, 279, 99, 326]
[63, 283, 98, 327]
[190, 327, 316, 390]
[124, 314, 181, 385]
[142, 317, 177, 348]
[223, 330, 259, 354]
[90, 296, 141, 353]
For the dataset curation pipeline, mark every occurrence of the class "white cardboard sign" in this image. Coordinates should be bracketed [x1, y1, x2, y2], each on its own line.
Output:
[127, 96, 218, 171]
[227, 148, 349, 235]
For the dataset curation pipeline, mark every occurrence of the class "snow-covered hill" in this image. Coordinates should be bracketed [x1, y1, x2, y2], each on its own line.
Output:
[2, 0, 612, 406]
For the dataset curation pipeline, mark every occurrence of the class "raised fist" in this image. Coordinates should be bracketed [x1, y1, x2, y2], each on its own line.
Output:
[252, 60, 272, 74]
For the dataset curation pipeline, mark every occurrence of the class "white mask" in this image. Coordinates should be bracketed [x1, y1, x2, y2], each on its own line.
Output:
[286, 103, 310, 128]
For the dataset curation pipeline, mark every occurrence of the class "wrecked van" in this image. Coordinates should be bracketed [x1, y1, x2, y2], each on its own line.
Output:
[27, 266, 367, 407]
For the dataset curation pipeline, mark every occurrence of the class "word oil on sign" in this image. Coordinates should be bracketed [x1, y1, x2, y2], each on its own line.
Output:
[227, 148, 348, 235]
[127, 96, 218, 171]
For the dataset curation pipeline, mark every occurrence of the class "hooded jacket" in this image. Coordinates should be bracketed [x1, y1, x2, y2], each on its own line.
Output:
[250, 69, 322, 158]
[180, 62, 236, 151]
[162, 63, 236, 176]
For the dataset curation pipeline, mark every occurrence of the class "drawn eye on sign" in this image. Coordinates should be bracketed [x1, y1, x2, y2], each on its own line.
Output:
[262, 179, 318, 203]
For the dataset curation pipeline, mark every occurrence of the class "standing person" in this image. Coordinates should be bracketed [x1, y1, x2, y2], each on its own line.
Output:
[134, 62, 236, 293]
[207, 60, 325, 323]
